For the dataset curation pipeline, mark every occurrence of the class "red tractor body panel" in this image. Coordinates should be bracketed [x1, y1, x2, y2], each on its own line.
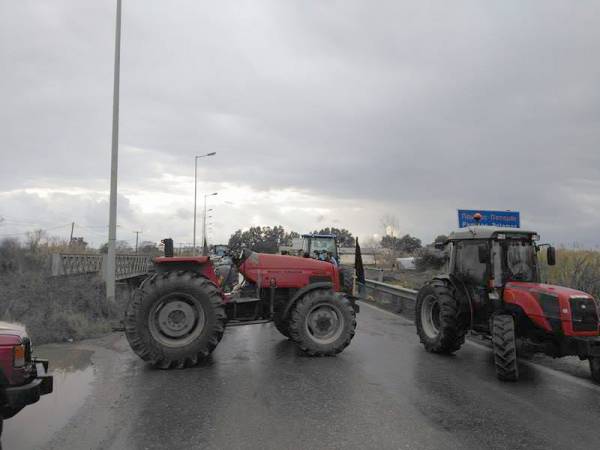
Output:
[504, 282, 600, 337]
[239, 252, 340, 291]
[154, 256, 220, 286]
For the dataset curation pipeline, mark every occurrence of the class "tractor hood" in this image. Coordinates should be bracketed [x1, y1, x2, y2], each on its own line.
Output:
[239, 251, 339, 290]
[506, 282, 593, 299]
[504, 282, 599, 336]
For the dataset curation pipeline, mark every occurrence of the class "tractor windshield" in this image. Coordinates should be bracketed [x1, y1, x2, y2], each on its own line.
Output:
[503, 241, 537, 282]
[307, 237, 336, 259]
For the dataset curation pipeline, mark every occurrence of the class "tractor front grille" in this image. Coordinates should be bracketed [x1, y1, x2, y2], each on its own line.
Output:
[570, 297, 599, 332]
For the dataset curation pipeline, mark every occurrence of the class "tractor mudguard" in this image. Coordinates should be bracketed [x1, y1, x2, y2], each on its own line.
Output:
[152, 257, 221, 287]
[282, 282, 333, 320]
[432, 274, 474, 329]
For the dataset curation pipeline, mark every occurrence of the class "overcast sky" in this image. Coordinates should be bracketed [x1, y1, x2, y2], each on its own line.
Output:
[1, 1, 599, 248]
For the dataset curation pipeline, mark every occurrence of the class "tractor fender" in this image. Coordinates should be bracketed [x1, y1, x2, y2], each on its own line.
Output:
[152, 257, 220, 287]
[433, 274, 474, 329]
[282, 282, 333, 320]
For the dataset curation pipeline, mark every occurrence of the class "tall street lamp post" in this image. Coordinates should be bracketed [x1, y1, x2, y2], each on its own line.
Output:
[106, 0, 122, 302]
[192, 152, 216, 254]
[202, 193, 217, 255]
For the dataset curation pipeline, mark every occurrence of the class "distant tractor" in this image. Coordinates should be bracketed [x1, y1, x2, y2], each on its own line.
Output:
[300, 234, 340, 261]
[211, 244, 230, 258]
[416, 226, 600, 382]
[124, 243, 359, 369]
[298, 233, 358, 294]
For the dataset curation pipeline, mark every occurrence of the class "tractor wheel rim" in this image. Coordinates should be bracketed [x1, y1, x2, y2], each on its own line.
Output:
[149, 293, 206, 347]
[305, 303, 344, 345]
[421, 294, 441, 339]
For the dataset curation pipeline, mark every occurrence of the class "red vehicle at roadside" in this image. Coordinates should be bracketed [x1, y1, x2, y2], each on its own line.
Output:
[0, 322, 52, 442]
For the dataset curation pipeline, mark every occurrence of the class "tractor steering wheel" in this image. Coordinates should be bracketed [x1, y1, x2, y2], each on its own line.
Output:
[231, 248, 246, 266]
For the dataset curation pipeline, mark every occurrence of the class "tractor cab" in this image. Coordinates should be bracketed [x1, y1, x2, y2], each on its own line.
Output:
[301, 234, 339, 263]
[440, 227, 556, 290]
[420, 226, 600, 384]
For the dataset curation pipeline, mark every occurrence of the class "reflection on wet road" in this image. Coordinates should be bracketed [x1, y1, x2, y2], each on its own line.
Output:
[4, 301, 600, 450]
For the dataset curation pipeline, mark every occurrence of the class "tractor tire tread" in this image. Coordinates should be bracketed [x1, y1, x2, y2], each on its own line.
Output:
[590, 357, 600, 383]
[415, 279, 466, 354]
[288, 290, 356, 356]
[124, 271, 226, 369]
[492, 314, 519, 381]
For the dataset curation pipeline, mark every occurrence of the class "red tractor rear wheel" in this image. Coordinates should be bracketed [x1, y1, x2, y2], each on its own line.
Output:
[415, 280, 466, 354]
[125, 271, 226, 369]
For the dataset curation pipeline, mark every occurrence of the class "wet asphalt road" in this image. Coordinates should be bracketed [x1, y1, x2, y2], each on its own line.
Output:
[4, 301, 600, 450]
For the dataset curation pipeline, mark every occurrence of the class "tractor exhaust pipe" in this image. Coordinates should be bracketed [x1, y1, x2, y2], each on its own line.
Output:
[162, 238, 174, 257]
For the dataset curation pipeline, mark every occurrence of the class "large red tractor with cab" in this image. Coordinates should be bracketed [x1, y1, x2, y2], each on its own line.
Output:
[416, 226, 600, 382]
[125, 241, 359, 368]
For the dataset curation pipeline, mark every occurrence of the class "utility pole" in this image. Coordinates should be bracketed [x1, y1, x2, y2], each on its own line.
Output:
[106, 0, 122, 302]
[69, 222, 75, 244]
[192, 152, 216, 255]
[134, 230, 141, 254]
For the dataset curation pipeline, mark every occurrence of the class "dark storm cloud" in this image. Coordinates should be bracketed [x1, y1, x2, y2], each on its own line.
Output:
[1, 1, 600, 245]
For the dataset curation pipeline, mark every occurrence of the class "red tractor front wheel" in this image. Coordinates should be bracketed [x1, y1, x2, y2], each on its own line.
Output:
[288, 290, 356, 356]
[492, 314, 519, 381]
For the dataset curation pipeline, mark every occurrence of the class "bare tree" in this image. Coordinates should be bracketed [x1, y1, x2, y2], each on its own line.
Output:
[380, 214, 400, 237]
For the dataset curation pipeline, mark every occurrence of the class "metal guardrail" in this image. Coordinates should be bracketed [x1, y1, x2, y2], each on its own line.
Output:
[360, 279, 418, 320]
[50, 254, 153, 281]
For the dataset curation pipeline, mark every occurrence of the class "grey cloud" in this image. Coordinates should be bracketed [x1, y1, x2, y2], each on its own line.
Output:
[1, 1, 600, 246]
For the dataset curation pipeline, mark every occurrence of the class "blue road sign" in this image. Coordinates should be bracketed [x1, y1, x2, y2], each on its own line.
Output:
[458, 209, 520, 228]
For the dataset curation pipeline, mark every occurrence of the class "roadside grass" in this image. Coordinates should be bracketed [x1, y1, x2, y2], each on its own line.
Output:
[0, 272, 121, 344]
[542, 248, 600, 299]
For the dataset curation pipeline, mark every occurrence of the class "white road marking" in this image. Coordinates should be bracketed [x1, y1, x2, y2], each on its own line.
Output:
[358, 300, 600, 393]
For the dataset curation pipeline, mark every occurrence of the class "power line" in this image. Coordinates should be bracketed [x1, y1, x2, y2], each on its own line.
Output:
[0, 222, 73, 238]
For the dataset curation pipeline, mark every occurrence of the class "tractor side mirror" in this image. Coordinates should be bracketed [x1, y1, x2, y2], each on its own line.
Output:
[547, 246, 556, 266]
[478, 246, 490, 264]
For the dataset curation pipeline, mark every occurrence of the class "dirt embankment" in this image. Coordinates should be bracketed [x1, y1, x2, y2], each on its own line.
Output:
[0, 273, 129, 344]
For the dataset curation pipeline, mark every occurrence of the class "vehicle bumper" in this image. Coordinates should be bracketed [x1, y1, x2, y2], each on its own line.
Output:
[4, 359, 53, 409]
[563, 337, 600, 359]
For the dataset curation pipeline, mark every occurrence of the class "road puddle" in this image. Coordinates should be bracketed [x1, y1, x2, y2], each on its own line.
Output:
[3, 344, 96, 450]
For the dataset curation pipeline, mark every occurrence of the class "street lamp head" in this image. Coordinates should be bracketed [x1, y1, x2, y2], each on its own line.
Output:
[211, 192, 218, 196]
[196, 152, 216, 159]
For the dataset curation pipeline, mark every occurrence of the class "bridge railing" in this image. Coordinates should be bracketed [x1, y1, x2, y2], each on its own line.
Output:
[359, 279, 418, 320]
[50, 254, 153, 281]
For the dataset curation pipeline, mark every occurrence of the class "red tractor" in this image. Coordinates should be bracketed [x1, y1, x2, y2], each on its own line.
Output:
[124, 243, 359, 368]
[416, 226, 600, 382]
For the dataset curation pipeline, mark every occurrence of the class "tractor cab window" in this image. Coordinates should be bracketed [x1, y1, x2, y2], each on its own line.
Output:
[454, 241, 489, 286]
[503, 240, 537, 282]
[304, 237, 336, 260]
